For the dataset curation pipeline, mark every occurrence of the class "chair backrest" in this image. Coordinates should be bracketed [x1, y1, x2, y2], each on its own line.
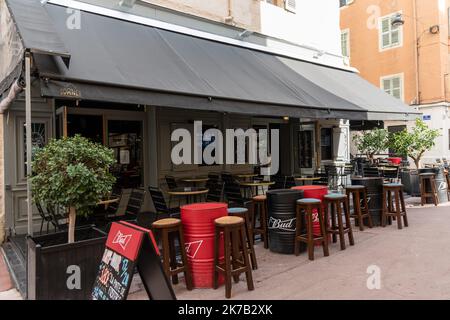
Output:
[206, 173, 220, 190]
[285, 176, 296, 189]
[148, 187, 169, 215]
[125, 188, 145, 216]
[165, 175, 177, 190]
[313, 173, 328, 186]
[107, 187, 123, 215]
[363, 167, 380, 178]
[35, 201, 50, 220]
[224, 180, 245, 205]
[382, 166, 399, 179]
[206, 182, 225, 202]
[221, 172, 234, 184]
[269, 175, 286, 190]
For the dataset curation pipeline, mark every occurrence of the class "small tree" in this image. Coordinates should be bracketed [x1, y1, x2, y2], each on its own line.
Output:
[389, 119, 441, 169]
[31, 135, 116, 243]
[353, 128, 389, 164]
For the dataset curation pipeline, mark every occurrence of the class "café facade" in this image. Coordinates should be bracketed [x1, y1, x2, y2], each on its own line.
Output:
[0, 0, 420, 238]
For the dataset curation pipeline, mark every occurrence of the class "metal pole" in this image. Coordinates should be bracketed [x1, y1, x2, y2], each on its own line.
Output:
[25, 52, 33, 236]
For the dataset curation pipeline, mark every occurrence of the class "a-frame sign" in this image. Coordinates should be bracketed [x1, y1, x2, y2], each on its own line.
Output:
[92, 221, 176, 300]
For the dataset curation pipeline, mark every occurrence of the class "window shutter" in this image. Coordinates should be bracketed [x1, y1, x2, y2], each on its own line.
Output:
[285, 0, 296, 13]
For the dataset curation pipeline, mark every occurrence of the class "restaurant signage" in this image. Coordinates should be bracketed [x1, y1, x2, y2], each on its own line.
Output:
[268, 217, 296, 232]
[91, 221, 176, 300]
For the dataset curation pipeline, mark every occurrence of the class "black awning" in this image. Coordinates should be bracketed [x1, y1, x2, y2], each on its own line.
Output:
[5, 0, 421, 121]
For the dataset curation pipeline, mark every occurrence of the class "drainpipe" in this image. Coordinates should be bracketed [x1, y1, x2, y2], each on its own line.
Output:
[0, 79, 24, 113]
[413, 0, 420, 105]
[25, 52, 33, 237]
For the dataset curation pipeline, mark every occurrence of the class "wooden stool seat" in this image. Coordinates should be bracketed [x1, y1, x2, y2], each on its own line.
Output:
[419, 173, 438, 206]
[253, 195, 267, 201]
[345, 185, 373, 231]
[324, 194, 354, 250]
[152, 218, 181, 229]
[214, 216, 254, 299]
[228, 207, 258, 270]
[152, 218, 192, 290]
[295, 199, 329, 260]
[382, 183, 408, 229]
[252, 195, 268, 249]
[215, 216, 244, 227]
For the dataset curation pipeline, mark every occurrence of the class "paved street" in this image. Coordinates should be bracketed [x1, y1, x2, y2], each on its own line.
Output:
[129, 199, 450, 300]
[0, 250, 21, 300]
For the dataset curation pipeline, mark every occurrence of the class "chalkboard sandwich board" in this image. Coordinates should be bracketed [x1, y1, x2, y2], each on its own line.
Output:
[92, 221, 176, 300]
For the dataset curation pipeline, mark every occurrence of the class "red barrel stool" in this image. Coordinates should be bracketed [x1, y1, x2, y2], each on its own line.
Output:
[292, 186, 329, 245]
[181, 202, 228, 288]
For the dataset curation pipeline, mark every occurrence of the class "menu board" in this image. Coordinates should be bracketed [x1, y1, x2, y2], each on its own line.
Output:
[92, 221, 176, 300]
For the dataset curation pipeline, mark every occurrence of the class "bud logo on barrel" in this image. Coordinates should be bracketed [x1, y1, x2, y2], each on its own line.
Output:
[185, 240, 203, 259]
[268, 217, 296, 232]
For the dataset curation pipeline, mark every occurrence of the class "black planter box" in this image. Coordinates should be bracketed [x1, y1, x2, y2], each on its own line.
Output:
[27, 226, 106, 300]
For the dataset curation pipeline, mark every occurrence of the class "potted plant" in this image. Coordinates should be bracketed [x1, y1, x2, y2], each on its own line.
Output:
[389, 119, 440, 170]
[28, 135, 116, 300]
[389, 119, 441, 197]
[353, 128, 389, 165]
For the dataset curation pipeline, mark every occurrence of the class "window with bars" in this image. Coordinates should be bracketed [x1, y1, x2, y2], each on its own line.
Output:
[380, 14, 402, 49]
[381, 75, 403, 100]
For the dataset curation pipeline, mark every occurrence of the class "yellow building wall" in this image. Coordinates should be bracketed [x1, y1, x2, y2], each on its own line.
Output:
[340, 0, 449, 106]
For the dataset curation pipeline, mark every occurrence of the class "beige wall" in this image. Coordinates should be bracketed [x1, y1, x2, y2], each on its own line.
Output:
[340, 0, 450, 105]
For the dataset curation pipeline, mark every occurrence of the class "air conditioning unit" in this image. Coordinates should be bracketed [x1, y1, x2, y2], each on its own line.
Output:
[285, 0, 296, 13]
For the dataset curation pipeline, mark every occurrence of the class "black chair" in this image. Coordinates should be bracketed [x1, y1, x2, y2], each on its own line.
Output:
[47, 205, 68, 231]
[313, 172, 328, 186]
[206, 182, 225, 202]
[149, 187, 180, 219]
[221, 172, 234, 184]
[225, 180, 252, 208]
[363, 167, 380, 178]
[269, 175, 286, 190]
[123, 188, 145, 218]
[36, 202, 54, 234]
[105, 187, 123, 217]
[206, 173, 220, 190]
[382, 166, 400, 183]
[285, 176, 297, 189]
[165, 175, 177, 190]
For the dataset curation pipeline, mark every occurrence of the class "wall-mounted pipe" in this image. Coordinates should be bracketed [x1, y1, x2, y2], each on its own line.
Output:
[0, 79, 25, 113]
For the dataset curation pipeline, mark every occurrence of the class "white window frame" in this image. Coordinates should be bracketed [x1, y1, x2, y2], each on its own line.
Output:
[379, 11, 403, 51]
[380, 73, 404, 101]
[341, 29, 350, 59]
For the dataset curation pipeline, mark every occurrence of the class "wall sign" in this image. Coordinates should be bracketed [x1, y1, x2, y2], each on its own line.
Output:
[92, 221, 176, 300]
[423, 115, 431, 121]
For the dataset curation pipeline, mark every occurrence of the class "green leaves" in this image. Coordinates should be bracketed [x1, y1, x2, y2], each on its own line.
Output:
[31, 135, 116, 217]
[389, 119, 441, 168]
[353, 128, 389, 160]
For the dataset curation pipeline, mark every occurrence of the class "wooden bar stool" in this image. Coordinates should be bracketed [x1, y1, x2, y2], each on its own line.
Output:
[213, 216, 254, 299]
[345, 185, 373, 231]
[323, 194, 355, 251]
[419, 173, 439, 206]
[382, 183, 409, 230]
[152, 218, 193, 290]
[228, 207, 258, 270]
[252, 195, 269, 249]
[295, 199, 329, 261]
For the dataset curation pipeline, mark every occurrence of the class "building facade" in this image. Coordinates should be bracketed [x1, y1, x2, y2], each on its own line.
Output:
[340, 0, 450, 163]
[0, 0, 416, 240]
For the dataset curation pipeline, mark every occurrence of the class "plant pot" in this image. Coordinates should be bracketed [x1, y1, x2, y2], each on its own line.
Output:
[27, 225, 106, 300]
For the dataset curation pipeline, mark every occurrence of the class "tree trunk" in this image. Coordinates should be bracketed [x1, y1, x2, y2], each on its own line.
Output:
[414, 158, 421, 170]
[68, 207, 76, 244]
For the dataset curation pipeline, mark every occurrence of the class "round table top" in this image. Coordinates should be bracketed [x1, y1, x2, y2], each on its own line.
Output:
[167, 187, 209, 196]
[181, 177, 209, 183]
[236, 173, 258, 178]
[294, 177, 321, 181]
[97, 198, 120, 206]
[351, 176, 384, 181]
[239, 181, 275, 187]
